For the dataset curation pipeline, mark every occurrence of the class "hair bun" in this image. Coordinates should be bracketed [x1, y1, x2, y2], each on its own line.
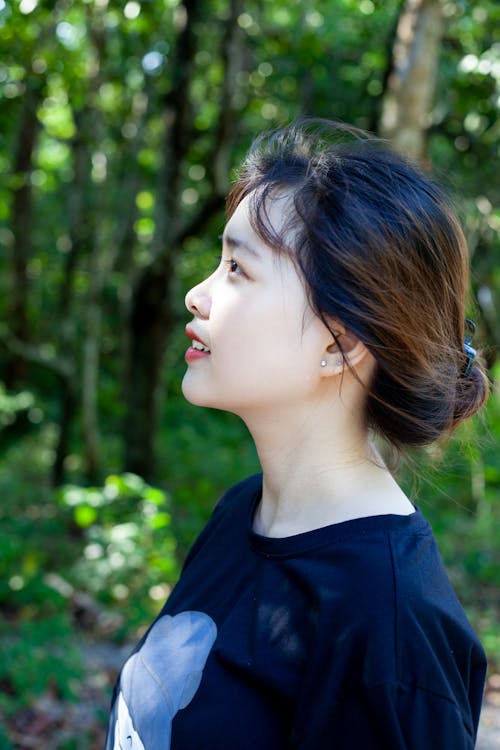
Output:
[453, 359, 489, 426]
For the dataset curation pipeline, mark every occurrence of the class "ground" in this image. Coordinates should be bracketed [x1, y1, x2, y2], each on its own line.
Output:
[477, 678, 500, 750]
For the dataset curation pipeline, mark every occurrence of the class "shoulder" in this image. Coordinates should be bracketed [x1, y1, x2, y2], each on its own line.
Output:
[180, 473, 261, 571]
[214, 472, 262, 516]
[314, 510, 464, 626]
[306, 511, 431, 618]
[304, 512, 485, 684]
[296, 515, 485, 742]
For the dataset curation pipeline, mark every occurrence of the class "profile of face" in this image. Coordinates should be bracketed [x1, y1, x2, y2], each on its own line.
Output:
[182, 194, 343, 419]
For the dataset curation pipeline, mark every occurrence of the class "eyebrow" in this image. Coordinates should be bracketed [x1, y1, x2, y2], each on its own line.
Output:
[221, 233, 261, 260]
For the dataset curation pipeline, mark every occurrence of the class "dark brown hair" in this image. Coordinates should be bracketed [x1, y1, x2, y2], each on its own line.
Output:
[226, 119, 489, 449]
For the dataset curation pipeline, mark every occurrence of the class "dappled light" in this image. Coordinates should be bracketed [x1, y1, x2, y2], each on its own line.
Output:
[0, 0, 499, 746]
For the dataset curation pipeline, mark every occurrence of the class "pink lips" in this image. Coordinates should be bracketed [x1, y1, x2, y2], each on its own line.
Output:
[185, 324, 210, 363]
[185, 348, 210, 362]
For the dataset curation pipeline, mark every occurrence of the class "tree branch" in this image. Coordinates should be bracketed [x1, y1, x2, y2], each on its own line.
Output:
[0, 326, 73, 379]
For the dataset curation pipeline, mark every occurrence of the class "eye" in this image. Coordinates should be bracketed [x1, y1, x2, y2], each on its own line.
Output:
[214, 254, 245, 277]
[224, 258, 242, 275]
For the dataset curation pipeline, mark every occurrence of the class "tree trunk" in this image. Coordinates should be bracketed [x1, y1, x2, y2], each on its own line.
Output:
[52, 379, 77, 486]
[79, 8, 115, 482]
[124, 259, 174, 479]
[53, 109, 93, 485]
[379, 0, 444, 161]
[112, 90, 149, 276]
[123, 0, 244, 479]
[6, 83, 42, 386]
[81, 266, 103, 483]
[122, 0, 202, 480]
[55, 3, 111, 484]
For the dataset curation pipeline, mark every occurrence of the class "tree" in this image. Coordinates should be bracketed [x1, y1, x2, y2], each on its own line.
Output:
[0, 0, 497, 485]
[380, 0, 444, 160]
[123, 0, 245, 478]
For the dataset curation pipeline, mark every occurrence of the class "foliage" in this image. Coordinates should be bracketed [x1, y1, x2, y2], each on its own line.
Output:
[0, 382, 35, 426]
[0, 447, 179, 725]
[0, 616, 81, 718]
[0, 2, 498, 453]
[57, 473, 180, 626]
[0, 0, 499, 745]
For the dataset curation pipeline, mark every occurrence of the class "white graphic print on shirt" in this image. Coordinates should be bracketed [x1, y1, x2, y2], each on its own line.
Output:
[107, 611, 217, 750]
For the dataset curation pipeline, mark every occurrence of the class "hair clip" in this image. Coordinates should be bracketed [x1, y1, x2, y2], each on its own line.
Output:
[463, 318, 476, 377]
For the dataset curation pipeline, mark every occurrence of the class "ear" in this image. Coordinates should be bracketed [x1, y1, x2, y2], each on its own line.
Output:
[319, 327, 373, 377]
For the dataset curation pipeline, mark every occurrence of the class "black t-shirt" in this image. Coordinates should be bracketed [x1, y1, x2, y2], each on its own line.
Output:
[105, 474, 486, 749]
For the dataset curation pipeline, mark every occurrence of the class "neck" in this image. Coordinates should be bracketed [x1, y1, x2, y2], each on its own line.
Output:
[242, 401, 414, 537]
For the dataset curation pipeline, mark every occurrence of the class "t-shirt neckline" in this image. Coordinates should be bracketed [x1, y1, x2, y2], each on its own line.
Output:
[245, 475, 428, 559]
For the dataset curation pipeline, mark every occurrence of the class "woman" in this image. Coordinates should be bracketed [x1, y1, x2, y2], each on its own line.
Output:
[106, 120, 488, 749]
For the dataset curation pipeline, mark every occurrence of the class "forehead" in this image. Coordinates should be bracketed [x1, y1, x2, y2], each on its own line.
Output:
[224, 194, 258, 240]
[225, 190, 298, 256]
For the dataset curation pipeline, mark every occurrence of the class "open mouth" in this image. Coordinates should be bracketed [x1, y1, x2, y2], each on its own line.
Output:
[191, 340, 211, 354]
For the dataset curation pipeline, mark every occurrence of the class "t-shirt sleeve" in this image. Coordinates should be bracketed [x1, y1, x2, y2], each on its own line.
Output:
[297, 681, 477, 749]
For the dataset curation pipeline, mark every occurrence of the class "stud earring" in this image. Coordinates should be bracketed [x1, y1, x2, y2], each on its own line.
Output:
[320, 360, 327, 367]
[337, 358, 343, 367]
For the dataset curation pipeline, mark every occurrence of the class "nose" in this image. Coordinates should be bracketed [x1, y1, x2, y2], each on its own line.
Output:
[185, 277, 211, 319]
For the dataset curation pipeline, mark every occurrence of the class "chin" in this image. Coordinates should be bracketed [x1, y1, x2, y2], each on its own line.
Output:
[181, 375, 215, 409]
[181, 378, 243, 416]
[181, 376, 203, 406]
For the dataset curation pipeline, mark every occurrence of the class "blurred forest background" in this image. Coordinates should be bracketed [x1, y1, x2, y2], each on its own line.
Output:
[0, 0, 499, 747]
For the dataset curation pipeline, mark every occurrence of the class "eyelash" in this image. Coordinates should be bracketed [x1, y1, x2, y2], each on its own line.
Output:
[214, 255, 244, 276]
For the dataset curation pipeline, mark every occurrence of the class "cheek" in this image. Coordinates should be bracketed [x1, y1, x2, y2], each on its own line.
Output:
[216, 311, 314, 388]
[212, 300, 284, 362]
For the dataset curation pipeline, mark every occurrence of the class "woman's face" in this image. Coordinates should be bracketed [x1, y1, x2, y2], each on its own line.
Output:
[182, 193, 333, 418]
